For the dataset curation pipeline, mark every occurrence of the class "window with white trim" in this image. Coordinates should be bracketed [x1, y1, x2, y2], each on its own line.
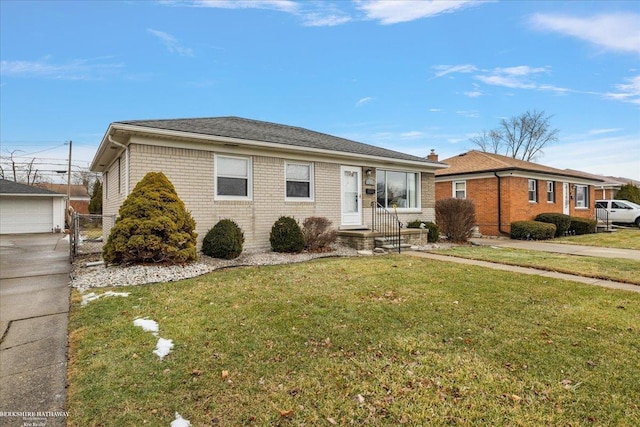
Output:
[546, 181, 555, 203]
[528, 179, 537, 203]
[215, 155, 252, 200]
[575, 185, 588, 208]
[376, 170, 419, 209]
[285, 162, 313, 201]
[453, 181, 466, 199]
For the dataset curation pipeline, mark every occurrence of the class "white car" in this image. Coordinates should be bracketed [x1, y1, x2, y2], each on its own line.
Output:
[595, 199, 640, 228]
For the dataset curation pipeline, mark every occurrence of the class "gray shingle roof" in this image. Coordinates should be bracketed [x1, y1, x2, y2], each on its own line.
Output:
[0, 179, 65, 195]
[117, 116, 437, 164]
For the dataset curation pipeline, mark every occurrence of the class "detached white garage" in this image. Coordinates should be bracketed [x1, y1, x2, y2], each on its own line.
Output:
[0, 179, 66, 234]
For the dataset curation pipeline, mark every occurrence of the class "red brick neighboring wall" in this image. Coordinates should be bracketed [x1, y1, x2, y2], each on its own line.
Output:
[436, 176, 596, 236]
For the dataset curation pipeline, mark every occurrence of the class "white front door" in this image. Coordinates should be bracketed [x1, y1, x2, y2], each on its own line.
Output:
[563, 182, 570, 215]
[341, 165, 362, 227]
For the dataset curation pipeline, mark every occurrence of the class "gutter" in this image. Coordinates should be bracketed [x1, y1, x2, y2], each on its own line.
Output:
[494, 172, 507, 235]
[108, 135, 130, 195]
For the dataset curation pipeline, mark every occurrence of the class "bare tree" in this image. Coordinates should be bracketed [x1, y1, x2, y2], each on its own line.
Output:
[24, 158, 39, 184]
[470, 110, 559, 161]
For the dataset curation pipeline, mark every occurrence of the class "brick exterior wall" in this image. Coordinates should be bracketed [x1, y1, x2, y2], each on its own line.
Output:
[436, 176, 596, 236]
[102, 144, 437, 251]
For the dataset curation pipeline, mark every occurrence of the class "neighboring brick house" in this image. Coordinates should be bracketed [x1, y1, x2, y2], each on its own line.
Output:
[434, 150, 604, 236]
[35, 183, 91, 214]
[90, 117, 447, 251]
[564, 170, 640, 200]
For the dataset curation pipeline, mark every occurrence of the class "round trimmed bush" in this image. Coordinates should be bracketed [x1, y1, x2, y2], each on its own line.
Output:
[510, 221, 556, 240]
[568, 217, 597, 235]
[406, 220, 439, 243]
[202, 219, 244, 259]
[534, 213, 571, 237]
[270, 216, 305, 253]
[103, 172, 197, 265]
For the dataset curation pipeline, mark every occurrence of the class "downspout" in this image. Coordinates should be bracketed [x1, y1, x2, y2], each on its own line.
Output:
[494, 172, 507, 235]
[108, 135, 129, 195]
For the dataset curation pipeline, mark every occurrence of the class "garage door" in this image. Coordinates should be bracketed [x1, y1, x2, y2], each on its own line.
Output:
[0, 197, 53, 234]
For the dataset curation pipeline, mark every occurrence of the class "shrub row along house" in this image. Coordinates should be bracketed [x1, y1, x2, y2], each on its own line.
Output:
[434, 150, 604, 236]
[90, 117, 447, 251]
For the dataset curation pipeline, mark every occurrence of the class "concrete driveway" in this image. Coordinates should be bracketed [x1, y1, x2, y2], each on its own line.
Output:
[0, 233, 70, 427]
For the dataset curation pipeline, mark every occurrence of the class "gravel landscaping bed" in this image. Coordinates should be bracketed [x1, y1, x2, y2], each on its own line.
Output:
[70, 243, 453, 292]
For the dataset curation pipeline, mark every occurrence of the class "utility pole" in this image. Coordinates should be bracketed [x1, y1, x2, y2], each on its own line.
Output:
[66, 140, 72, 227]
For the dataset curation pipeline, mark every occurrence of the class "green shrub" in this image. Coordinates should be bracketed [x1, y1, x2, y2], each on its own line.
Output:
[302, 217, 336, 252]
[534, 212, 571, 237]
[270, 216, 305, 253]
[406, 220, 439, 243]
[435, 198, 476, 242]
[202, 219, 244, 259]
[510, 221, 556, 240]
[568, 217, 597, 235]
[103, 172, 197, 265]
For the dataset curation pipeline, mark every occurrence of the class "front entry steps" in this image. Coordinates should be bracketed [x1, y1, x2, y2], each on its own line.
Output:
[374, 236, 412, 252]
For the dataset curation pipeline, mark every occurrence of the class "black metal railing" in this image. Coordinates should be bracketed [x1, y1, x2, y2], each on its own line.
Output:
[371, 202, 402, 253]
[595, 207, 610, 231]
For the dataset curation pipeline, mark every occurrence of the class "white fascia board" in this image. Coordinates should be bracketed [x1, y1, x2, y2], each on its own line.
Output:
[0, 193, 66, 198]
[436, 170, 603, 185]
[113, 124, 448, 172]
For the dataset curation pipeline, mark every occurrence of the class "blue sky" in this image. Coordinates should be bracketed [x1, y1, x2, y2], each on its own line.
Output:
[1, 0, 639, 183]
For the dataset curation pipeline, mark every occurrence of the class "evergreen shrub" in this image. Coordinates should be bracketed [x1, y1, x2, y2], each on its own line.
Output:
[406, 220, 439, 243]
[102, 172, 197, 265]
[270, 216, 305, 253]
[510, 221, 556, 240]
[534, 213, 571, 237]
[202, 219, 244, 259]
[568, 217, 597, 235]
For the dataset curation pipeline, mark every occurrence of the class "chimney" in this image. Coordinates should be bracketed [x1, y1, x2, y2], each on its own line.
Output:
[426, 149, 438, 162]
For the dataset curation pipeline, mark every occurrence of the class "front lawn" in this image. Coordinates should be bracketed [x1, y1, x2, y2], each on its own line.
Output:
[67, 257, 640, 426]
[431, 246, 640, 285]
[555, 228, 640, 250]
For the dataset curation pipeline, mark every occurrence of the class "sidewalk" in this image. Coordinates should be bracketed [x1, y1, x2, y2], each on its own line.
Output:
[405, 238, 640, 293]
[470, 238, 640, 261]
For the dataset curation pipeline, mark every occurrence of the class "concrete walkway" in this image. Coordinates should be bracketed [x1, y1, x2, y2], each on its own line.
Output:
[0, 234, 70, 427]
[470, 237, 640, 261]
[405, 238, 640, 293]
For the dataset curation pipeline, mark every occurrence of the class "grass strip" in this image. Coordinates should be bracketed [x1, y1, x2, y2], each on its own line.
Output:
[430, 246, 640, 285]
[555, 229, 640, 250]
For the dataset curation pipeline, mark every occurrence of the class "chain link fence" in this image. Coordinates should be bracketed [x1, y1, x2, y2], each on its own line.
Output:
[70, 213, 116, 261]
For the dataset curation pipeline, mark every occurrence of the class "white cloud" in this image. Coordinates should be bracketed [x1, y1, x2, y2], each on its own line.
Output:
[431, 64, 477, 79]
[476, 65, 549, 89]
[147, 29, 194, 56]
[182, 0, 299, 13]
[464, 90, 482, 98]
[356, 0, 486, 25]
[530, 13, 640, 55]
[302, 12, 351, 26]
[400, 131, 423, 139]
[356, 96, 374, 107]
[0, 57, 123, 80]
[456, 110, 479, 118]
[588, 128, 622, 135]
[604, 75, 640, 105]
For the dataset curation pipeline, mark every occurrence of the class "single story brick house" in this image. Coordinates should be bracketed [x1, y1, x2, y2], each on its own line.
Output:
[90, 117, 447, 251]
[434, 150, 604, 236]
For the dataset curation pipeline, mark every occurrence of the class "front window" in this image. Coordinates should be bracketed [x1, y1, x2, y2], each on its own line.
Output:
[215, 155, 252, 199]
[546, 181, 554, 203]
[453, 181, 466, 199]
[376, 170, 419, 209]
[528, 179, 537, 203]
[575, 185, 588, 208]
[285, 162, 313, 201]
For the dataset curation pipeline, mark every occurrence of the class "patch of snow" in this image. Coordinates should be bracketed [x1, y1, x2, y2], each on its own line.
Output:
[133, 318, 159, 333]
[170, 413, 190, 427]
[154, 337, 174, 360]
[81, 291, 129, 306]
